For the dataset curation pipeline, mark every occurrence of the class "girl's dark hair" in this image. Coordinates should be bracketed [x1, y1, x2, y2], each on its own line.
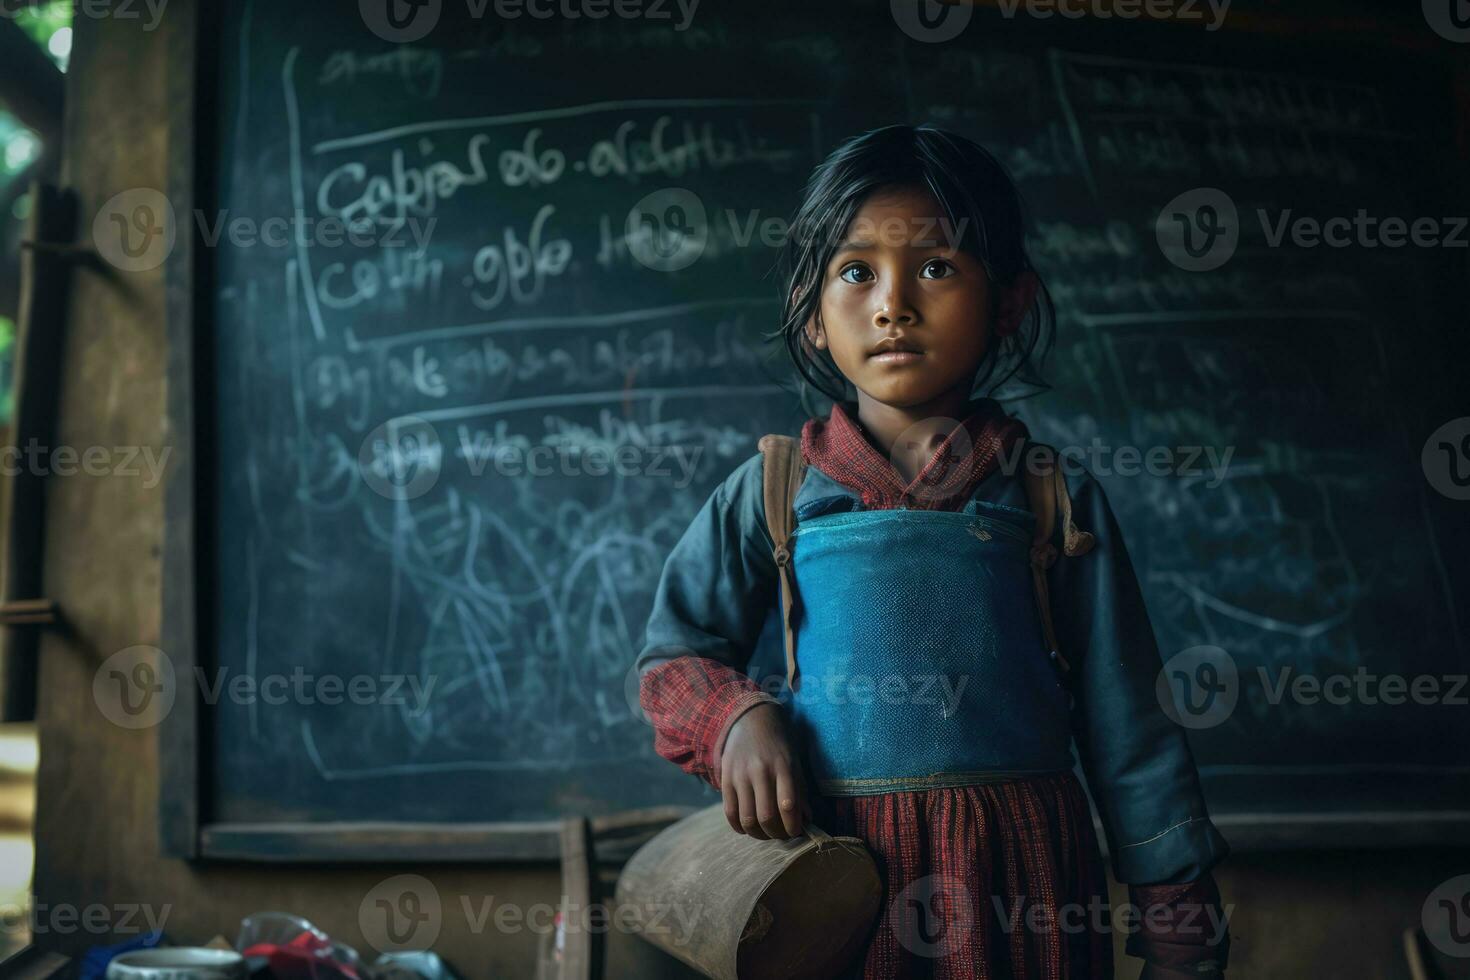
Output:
[769, 124, 1054, 410]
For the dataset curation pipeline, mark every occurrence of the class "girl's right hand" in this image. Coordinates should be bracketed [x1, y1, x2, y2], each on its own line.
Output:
[719, 702, 812, 840]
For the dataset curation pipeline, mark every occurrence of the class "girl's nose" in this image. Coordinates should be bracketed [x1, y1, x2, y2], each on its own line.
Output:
[873, 291, 917, 328]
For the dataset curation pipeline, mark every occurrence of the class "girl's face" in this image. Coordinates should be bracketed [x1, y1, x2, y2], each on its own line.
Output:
[805, 185, 996, 415]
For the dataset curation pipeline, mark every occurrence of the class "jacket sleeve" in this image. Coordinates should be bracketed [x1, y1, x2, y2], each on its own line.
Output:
[1127, 875, 1232, 973]
[1046, 466, 1231, 885]
[636, 452, 782, 789]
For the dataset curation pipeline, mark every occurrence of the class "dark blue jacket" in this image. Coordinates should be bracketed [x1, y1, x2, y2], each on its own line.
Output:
[637, 445, 1230, 885]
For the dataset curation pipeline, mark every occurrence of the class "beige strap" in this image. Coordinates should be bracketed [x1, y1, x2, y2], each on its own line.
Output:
[758, 434, 807, 692]
[1021, 444, 1094, 680]
[1022, 463, 1068, 678]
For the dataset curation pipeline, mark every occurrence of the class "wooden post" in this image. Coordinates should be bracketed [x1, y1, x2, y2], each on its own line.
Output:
[0, 181, 76, 721]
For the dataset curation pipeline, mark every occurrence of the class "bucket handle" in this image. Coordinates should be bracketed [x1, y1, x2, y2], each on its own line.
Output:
[804, 824, 833, 849]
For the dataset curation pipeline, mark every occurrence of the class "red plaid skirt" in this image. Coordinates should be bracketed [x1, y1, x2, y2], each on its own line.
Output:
[813, 771, 1114, 980]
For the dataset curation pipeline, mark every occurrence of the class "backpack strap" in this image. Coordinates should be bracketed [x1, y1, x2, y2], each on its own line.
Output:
[1021, 444, 1096, 682]
[757, 433, 807, 692]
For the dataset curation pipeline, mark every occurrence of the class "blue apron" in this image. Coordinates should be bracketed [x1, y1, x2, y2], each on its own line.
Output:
[784, 499, 1073, 796]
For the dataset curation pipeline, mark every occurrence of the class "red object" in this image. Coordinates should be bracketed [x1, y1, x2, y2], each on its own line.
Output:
[640, 398, 1227, 978]
[241, 931, 361, 980]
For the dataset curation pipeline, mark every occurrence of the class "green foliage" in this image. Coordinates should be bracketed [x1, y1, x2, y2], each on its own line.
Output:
[0, 315, 13, 424]
[0, 113, 39, 182]
[14, 1, 72, 71]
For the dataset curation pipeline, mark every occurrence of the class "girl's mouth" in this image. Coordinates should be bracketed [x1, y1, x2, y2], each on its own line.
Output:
[869, 351, 924, 365]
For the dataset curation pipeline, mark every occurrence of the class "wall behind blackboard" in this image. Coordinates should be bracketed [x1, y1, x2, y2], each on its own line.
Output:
[204, 0, 1469, 837]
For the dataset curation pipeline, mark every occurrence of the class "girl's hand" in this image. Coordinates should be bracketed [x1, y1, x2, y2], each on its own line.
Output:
[719, 702, 812, 840]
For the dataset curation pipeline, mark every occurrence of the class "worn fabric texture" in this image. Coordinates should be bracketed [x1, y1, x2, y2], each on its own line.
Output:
[637, 397, 1230, 977]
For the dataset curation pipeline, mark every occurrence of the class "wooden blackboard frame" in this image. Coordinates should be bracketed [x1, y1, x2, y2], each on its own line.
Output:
[158, 0, 1470, 862]
[156, 0, 593, 863]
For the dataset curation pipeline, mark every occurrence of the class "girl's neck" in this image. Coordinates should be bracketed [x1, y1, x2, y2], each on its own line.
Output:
[850, 388, 979, 482]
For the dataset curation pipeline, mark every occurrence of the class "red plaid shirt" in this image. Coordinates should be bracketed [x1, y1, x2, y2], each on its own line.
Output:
[640, 399, 1229, 978]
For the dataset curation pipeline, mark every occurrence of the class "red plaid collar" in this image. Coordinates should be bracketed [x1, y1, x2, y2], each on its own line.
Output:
[799, 398, 1029, 510]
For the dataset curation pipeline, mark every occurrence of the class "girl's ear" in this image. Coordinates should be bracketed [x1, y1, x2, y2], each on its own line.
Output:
[796, 285, 826, 350]
[805, 315, 826, 351]
[993, 269, 1039, 339]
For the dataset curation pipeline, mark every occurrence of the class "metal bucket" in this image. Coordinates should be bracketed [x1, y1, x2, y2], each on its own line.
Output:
[615, 804, 881, 979]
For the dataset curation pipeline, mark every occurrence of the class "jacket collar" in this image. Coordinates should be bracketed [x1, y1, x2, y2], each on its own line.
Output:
[797, 397, 1029, 512]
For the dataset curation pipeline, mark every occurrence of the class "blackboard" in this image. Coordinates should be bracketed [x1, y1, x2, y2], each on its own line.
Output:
[180, 0, 1470, 857]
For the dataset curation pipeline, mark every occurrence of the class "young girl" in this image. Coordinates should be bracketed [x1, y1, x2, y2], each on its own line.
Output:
[637, 125, 1231, 979]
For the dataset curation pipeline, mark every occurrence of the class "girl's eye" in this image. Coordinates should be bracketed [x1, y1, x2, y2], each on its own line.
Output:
[920, 258, 955, 279]
[839, 264, 872, 284]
